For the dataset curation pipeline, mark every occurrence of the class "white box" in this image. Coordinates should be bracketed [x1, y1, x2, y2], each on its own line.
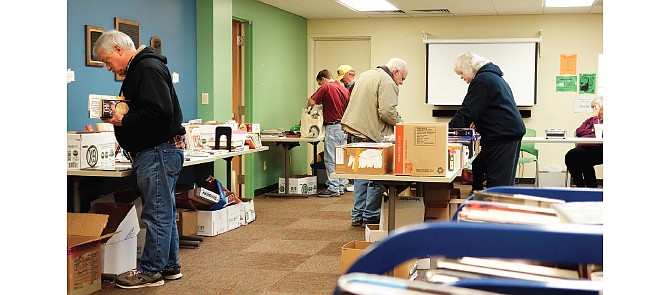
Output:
[89, 203, 140, 275]
[67, 132, 117, 169]
[197, 207, 228, 236]
[279, 175, 317, 195]
[241, 199, 256, 225]
[136, 228, 146, 258]
[195, 123, 237, 149]
[538, 171, 569, 187]
[101, 235, 137, 275]
[364, 224, 388, 242]
[227, 203, 243, 231]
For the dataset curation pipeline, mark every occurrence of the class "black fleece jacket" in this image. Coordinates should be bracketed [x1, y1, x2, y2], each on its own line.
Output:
[448, 63, 526, 145]
[115, 47, 185, 154]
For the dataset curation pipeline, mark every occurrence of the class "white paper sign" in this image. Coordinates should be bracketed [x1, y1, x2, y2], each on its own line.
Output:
[574, 95, 596, 113]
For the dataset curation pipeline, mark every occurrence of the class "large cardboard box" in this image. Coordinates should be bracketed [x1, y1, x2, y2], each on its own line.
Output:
[89, 203, 140, 275]
[67, 213, 115, 295]
[197, 207, 228, 236]
[335, 143, 394, 175]
[341, 241, 416, 279]
[394, 122, 448, 176]
[279, 175, 317, 195]
[67, 131, 117, 169]
[379, 195, 425, 231]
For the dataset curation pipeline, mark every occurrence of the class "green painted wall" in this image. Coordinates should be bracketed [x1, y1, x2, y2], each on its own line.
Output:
[234, 0, 309, 198]
[198, 0, 308, 198]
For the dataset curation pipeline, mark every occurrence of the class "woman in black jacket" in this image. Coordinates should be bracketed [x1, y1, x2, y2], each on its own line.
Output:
[448, 52, 526, 188]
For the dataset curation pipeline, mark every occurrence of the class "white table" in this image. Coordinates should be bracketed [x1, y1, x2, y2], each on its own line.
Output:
[262, 136, 324, 198]
[522, 136, 603, 144]
[331, 169, 461, 232]
[67, 146, 269, 212]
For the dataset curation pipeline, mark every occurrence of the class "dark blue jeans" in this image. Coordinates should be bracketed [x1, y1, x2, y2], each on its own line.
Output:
[132, 142, 184, 274]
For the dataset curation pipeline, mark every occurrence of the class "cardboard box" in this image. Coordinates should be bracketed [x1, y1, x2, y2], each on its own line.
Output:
[240, 198, 256, 225]
[67, 131, 117, 169]
[394, 122, 448, 176]
[335, 143, 394, 175]
[364, 224, 388, 242]
[341, 240, 416, 279]
[89, 203, 140, 275]
[279, 175, 317, 195]
[90, 188, 144, 228]
[379, 195, 425, 231]
[197, 207, 229, 236]
[67, 213, 115, 295]
[177, 209, 198, 237]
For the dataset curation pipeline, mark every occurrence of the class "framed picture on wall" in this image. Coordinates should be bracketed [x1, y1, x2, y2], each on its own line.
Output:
[85, 25, 104, 67]
[114, 17, 140, 81]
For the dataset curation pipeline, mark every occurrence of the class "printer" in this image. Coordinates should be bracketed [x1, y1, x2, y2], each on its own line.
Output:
[545, 129, 566, 139]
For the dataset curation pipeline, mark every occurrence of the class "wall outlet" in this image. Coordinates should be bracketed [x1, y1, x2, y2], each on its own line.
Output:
[263, 161, 267, 171]
[201, 93, 209, 105]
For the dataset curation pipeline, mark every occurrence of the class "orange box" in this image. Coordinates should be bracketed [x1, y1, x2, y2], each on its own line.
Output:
[394, 122, 448, 176]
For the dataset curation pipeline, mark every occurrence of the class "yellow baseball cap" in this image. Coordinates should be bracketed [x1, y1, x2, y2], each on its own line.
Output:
[337, 64, 353, 81]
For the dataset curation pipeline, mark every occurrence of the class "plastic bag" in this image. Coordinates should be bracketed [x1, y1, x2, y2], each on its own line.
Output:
[300, 105, 324, 138]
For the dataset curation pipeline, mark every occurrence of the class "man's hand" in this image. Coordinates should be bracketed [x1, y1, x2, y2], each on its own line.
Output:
[102, 105, 124, 126]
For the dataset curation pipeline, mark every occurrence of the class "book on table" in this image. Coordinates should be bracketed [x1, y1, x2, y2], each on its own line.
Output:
[427, 257, 580, 283]
[471, 191, 565, 208]
[551, 202, 603, 225]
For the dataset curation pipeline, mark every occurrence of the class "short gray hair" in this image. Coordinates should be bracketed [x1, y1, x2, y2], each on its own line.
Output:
[93, 30, 135, 58]
[385, 57, 407, 72]
[591, 96, 603, 109]
[453, 52, 490, 77]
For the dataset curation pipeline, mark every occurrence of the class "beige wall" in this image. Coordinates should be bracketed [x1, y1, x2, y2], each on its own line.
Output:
[307, 14, 603, 179]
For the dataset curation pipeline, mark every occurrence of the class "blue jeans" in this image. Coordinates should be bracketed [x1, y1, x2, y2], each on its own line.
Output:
[347, 135, 385, 221]
[132, 143, 184, 274]
[325, 123, 346, 193]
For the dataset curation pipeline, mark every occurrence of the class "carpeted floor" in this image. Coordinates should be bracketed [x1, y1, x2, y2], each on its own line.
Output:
[99, 182, 454, 295]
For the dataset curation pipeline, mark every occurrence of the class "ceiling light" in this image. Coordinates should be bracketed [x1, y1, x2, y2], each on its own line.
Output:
[545, 0, 595, 7]
[337, 0, 398, 12]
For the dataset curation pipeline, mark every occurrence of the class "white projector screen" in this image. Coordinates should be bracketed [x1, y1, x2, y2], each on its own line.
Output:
[426, 40, 538, 106]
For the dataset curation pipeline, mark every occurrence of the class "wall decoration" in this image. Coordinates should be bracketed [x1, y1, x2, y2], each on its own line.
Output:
[114, 17, 140, 81]
[150, 36, 162, 55]
[85, 25, 104, 67]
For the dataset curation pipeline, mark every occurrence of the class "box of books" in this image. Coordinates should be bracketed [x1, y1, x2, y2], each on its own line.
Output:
[67, 131, 117, 170]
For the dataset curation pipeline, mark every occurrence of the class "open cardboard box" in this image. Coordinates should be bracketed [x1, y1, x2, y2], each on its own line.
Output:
[341, 240, 416, 279]
[67, 213, 116, 295]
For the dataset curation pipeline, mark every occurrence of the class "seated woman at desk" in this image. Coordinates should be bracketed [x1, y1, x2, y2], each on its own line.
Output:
[565, 96, 603, 188]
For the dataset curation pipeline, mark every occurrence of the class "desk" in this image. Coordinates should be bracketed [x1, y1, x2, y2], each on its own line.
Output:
[262, 136, 324, 198]
[331, 170, 461, 232]
[67, 146, 268, 212]
[522, 136, 603, 144]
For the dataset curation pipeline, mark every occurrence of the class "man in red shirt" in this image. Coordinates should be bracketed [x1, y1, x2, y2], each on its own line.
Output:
[308, 69, 350, 197]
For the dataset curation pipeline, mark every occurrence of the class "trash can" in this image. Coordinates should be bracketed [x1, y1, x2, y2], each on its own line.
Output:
[538, 164, 569, 187]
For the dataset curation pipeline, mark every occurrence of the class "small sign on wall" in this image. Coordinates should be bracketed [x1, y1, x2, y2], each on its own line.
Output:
[574, 95, 595, 113]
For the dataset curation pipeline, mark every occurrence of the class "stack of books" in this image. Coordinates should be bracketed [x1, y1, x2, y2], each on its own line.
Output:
[457, 191, 565, 225]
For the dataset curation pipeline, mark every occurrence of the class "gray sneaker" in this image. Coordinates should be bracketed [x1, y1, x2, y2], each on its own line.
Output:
[115, 269, 164, 289]
[318, 189, 340, 198]
[161, 265, 182, 280]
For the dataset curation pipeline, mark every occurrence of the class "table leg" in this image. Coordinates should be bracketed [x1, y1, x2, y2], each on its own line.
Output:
[311, 141, 318, 176]
[73, 177, 81, 213]
[388, 184, 396, 233]
[225, 158, 233, 189]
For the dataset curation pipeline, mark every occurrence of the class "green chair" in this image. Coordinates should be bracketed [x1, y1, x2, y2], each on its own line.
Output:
[518, 128, 539, 186]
